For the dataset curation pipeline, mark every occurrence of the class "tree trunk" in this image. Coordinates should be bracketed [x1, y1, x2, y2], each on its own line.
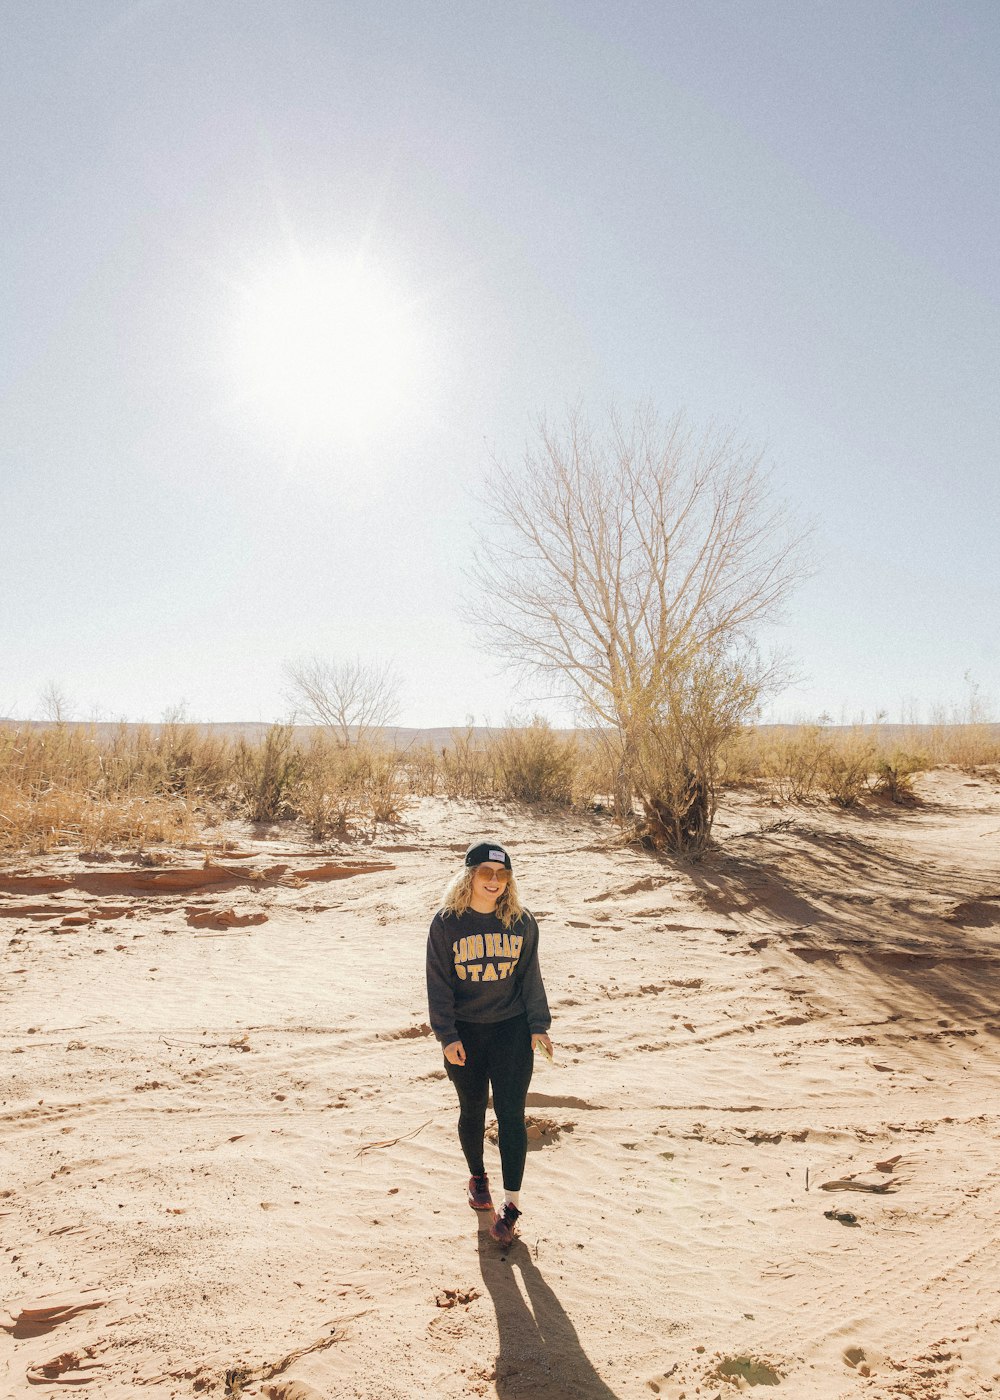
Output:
[639, 769, 710, 854]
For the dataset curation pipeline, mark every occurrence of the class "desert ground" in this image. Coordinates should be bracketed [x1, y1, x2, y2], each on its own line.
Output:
[2, 769, 999, 1400]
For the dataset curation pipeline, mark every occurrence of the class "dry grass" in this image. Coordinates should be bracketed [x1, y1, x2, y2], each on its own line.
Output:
[0, 725, 199, 854]
[726, 721, 1000, 807]
[0, 721, 416, 852]
[2, 714, 998, 854]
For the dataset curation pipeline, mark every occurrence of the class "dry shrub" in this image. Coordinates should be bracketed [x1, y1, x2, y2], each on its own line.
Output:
[401, 743, 440, 796]
[21, 708, 994, 858]
[926, 724, 1000, 769]
[871, 751, 927, 805]
[441, 726, 495, 799]
[151, 719, 233, 797]
[637, 763, 710, 852]
[486, 718, 578, 804]
[89, 720, 233, 802]
[629, 711, 997, 811]
[760, 726, 828, 801]
[759, 725, 876, 808]
[924, 679, 1000, 769]
[746, 725, 912, 808]
[758, 714, 997, 808]
[436, 720, 583, 807]
[294, 738, 407, 838]
[295, 736, 357, 840]
[717, 728, 766, 787]
[572, 734, 627, 811]
[622, 656, 765, 854]
[233, 724, 302, 823]
[0, 719, 412, 852]
[363, 748, 407, 823]
[817, 731, 876, 807]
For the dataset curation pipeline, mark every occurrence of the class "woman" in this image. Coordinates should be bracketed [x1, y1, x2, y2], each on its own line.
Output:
[426, 840, 553, 1246]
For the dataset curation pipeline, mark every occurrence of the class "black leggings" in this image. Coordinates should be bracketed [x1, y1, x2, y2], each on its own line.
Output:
[445, 1015, 534, 1191]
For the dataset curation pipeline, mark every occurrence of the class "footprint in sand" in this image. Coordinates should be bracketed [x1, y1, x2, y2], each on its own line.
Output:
[711, 1355, 782, 1387]
[526, 1115, 575, 1143]
[265, 1384, 326, 1400]
[843, 1344, 872, 1375]
[485, 1115, 575, 1145]
[842, 1342, 892, 1377]
[380, 1023, 433, 1040]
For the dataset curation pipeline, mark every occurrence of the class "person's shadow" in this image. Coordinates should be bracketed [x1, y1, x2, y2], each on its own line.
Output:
[476, 1220, 622, 1398]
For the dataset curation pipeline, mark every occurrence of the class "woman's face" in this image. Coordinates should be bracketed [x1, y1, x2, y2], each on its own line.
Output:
[470, 861, 510, 912]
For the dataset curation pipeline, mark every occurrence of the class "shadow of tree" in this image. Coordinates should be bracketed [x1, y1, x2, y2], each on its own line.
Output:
[476, 1222, 621, 1399]
[687, 818, 1000, 1032]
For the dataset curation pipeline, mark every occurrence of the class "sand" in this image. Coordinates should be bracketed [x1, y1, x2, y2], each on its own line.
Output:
[2, 768, 999, 1399]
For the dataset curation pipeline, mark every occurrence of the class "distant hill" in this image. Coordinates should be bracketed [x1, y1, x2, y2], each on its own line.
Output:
[0, 719, 565, 748]
[2, 718, 998, 748]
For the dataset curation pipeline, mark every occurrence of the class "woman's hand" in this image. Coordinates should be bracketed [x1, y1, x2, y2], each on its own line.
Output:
[531, 1033, 553, 1059]
[443, 1040, 466, 1066]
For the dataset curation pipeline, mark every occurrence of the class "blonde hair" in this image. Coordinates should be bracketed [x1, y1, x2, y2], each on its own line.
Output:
[440, 864, 525, 929]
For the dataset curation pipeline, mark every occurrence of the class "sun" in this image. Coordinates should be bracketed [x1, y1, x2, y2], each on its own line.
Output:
[231, 257, 419, 439]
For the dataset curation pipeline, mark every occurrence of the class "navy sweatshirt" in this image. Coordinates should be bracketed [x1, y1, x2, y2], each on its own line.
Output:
[425, 906, 551, 1047]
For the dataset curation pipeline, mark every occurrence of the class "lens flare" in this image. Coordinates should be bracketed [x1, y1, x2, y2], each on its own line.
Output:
[231, 257, 419, 439]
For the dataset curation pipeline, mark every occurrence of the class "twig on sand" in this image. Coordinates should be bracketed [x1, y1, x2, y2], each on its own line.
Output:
[355, 1118, 434, 1159]
[224, 1313, 368, 1394]
[819, 1177, 893, 1194]
[159, 1035, 251, 1051]
[258, 1324, 354, 1379]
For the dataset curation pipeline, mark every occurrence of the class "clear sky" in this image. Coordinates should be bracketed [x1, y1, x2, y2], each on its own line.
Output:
[3, 1, 998, 728]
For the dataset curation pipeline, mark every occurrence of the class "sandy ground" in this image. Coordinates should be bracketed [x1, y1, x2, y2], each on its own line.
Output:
[2, 769, 1000, 1400]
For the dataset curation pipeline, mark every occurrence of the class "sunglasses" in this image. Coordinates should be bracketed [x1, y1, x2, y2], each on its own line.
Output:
[475, 864, 511, 885]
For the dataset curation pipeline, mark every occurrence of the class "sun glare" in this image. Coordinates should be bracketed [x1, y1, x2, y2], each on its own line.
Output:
[231, 258, 419, 438]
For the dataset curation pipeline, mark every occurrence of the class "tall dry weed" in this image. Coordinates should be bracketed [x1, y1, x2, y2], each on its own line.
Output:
[925, 678, 1000, 769]
[232, 725, 302, 823]
[0, 723, 194, 852]
[293, 738, 407, 838]
[440, 727, 495, 799]
[717, 728, 766, 787]
[295, 736, 357, 840]
[760, 726, 828, 801]
[400, 743, 440, 796]
[360, 748, 408, 824]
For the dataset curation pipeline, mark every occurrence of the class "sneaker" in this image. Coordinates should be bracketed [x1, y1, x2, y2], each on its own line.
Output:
[489, 1202, 521, 1246]
[467, 1174, 493, 1211]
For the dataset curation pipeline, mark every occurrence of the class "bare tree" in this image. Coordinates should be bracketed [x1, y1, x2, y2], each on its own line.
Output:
[284, 655, 401, 747]
[40, 681, 74, 725]
[472, 404, 807, 852]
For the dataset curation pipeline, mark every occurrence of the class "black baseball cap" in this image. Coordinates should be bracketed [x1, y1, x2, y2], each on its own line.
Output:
[465, 841, 512, 870]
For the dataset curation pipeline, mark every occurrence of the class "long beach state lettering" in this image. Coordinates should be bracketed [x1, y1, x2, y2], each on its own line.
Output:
[452, 931, 524, 982]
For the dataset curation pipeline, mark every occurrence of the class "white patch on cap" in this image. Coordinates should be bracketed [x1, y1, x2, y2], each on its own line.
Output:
[488, 849, 506, 863]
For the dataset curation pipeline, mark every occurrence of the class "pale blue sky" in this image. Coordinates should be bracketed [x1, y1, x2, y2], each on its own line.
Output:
[3, 1, 998, 726]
